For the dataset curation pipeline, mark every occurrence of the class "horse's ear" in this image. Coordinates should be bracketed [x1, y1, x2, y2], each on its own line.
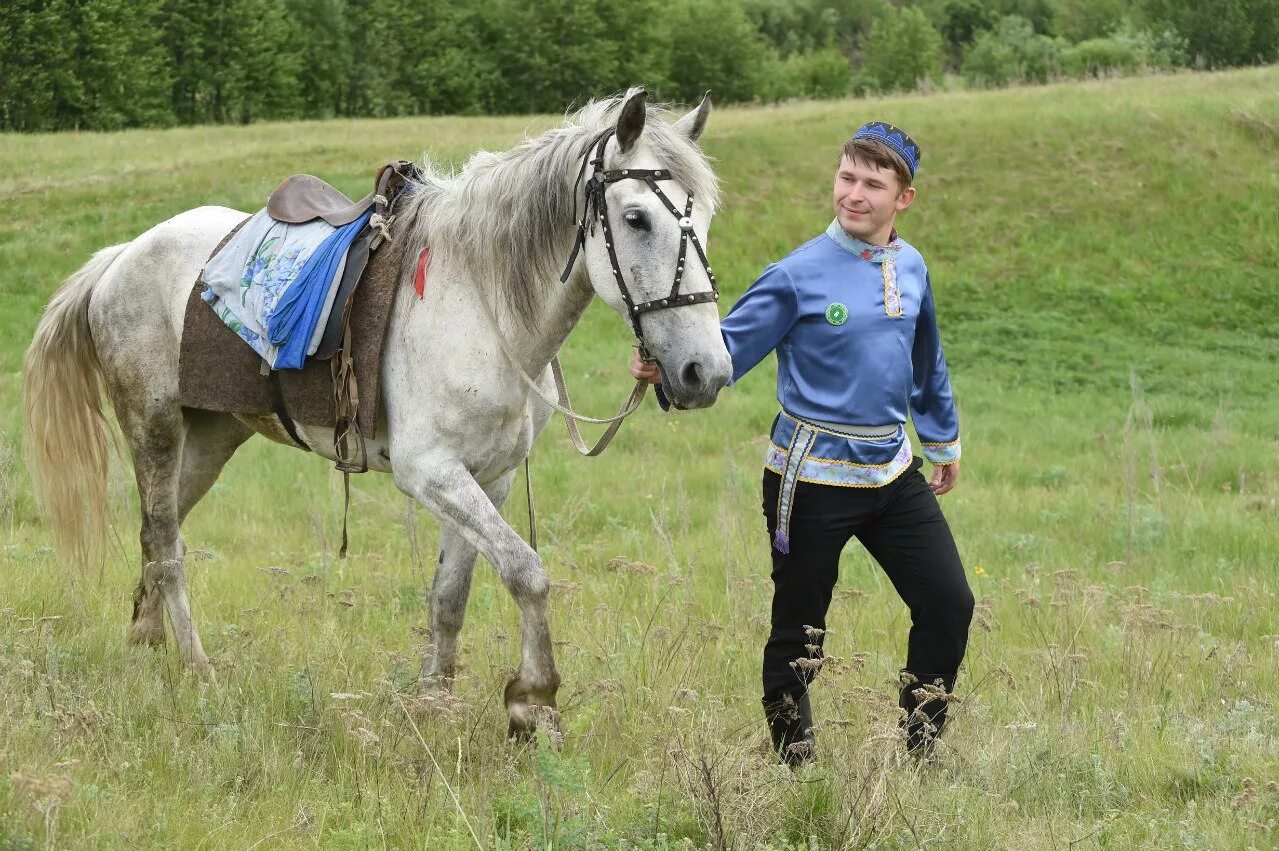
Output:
[674, 91, 712, 143]
[615, 88, 647, 153]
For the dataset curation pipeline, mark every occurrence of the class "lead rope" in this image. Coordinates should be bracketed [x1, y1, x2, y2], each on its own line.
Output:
[474, 286, 649, 454]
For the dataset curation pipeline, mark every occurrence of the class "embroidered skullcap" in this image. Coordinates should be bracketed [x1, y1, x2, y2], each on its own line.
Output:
[852, 121, 921, 176]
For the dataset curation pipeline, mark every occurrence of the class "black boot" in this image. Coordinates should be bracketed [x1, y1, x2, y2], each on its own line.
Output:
[764, 691, 816, 766]
[898, 671, 955, 757]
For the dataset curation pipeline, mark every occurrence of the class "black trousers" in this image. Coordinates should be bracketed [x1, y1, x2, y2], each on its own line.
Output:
[761, 458, 974, 705]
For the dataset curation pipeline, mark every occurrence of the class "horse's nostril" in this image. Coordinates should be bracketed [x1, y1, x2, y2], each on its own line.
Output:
[681, 361, 703, 389]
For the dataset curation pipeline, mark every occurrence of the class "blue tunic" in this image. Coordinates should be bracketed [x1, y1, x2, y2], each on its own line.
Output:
[721, 220, 961, 491]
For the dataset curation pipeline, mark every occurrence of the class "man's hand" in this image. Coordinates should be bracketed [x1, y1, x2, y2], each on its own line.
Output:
[929, 461, 959, 496]
[629, 348, 662, 385]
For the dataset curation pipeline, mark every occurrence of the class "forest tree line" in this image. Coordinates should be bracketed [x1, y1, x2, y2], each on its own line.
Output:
[1, 0, 1275, 132]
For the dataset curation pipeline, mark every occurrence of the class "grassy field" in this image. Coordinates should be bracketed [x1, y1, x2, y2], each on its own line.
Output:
[1, 68, 1277, 849]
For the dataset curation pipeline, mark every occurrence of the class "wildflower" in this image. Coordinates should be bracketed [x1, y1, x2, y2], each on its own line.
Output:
[974, 566, 987, 576]
[790, 658, 824, 673]
[350, 727, 380, 748]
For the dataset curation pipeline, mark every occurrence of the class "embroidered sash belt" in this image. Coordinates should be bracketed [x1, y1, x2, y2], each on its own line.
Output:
[769, 411, 911, 554]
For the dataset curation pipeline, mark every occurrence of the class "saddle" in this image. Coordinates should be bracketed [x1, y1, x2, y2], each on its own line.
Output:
[179, 161, 419, 452]
[268, 173, 381, 228]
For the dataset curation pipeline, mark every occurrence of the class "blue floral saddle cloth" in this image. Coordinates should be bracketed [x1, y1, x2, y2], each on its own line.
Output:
[201, 206, 372, 370]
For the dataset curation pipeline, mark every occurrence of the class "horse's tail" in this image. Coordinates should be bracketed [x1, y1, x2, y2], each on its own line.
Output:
[22, 243, 128, 566]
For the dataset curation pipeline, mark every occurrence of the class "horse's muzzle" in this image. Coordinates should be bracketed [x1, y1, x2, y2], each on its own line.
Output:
[657, 356, 730, 410]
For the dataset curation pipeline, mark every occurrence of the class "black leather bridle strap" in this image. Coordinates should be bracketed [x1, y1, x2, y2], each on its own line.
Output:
[559, 130, 613, 284]
[559, 128, 719, 353]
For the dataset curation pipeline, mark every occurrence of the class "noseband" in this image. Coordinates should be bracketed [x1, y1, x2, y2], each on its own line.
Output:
[559, 129, 719, 357]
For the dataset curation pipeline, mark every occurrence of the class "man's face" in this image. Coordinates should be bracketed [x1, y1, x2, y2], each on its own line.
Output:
[833, 155, 915, 242]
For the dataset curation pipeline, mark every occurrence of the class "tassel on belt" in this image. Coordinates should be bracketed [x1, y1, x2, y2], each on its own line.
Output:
[772, 414, 901, 555]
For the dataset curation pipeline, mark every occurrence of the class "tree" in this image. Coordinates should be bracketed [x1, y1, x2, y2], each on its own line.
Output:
[288, 0, 352, 118]
[0, 0, 172, 131]
[597, 0, 672, 95]
[963, 14, 1062, 85]
[942, 0, 996, 50]
[864, 6, 944, 92]
[0, 0, 69, 131]
[1054, 0, 1125, 42]
[1142, 0, 1277, 67]
[991, 0, 1059, 35]
[220, 0, 305, 122]
[160, 0, 305, 124]
[661, 0, 771, 103]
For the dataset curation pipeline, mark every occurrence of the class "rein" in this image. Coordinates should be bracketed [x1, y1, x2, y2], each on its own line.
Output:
[475, 290, 648, 456]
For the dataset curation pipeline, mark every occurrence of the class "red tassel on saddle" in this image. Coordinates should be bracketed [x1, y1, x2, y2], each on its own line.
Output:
[413, 247, 431, 298]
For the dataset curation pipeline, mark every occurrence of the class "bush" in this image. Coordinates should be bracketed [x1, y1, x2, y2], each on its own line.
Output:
[864, 6, 944, 92]
[848, 68, 879, 97]
[1060, 20, 1188, 77]
[764, 48, 852, 100]
[963, 15, 1063, 86]
[1060, 35, 1143, 75]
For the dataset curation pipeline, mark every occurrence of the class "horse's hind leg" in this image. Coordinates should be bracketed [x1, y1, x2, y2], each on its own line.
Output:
[421, 472, 514, 694]
[115, 399, 196, 665]
[131, 409, 250, 647]
[129, 409, 251, 657]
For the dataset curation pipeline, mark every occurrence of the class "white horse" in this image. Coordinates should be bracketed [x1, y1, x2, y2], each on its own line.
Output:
[22, 88, 732, 737]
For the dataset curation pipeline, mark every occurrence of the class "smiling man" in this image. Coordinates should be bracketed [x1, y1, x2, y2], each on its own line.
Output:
[632, 122, 973, 765]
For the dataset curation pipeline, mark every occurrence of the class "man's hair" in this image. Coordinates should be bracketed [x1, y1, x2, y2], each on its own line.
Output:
[840, 138, 913, 189]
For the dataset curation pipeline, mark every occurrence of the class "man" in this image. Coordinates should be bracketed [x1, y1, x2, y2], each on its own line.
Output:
[631, 122, 974, 764]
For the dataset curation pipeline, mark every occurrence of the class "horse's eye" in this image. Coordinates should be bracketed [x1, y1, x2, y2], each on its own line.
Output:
[623, 210, 650, 231]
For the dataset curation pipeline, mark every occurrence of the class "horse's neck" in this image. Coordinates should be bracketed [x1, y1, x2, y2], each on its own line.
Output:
[405, 236, 595, 379]
[514, 269, 595, 373]
[399, 144, 599, 379]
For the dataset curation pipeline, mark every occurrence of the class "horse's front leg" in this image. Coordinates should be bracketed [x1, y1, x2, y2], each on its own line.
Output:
[396, 459, 558, 739]
[420, 472, 514, 694]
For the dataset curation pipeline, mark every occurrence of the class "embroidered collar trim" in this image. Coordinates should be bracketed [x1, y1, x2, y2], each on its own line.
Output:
[825, 219, 902, 264]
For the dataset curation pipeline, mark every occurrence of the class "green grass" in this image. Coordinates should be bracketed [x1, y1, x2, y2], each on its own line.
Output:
[1, 68, 1278, 849]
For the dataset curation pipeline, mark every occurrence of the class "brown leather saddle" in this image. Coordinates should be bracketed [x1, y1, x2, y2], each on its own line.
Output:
[268, 173, 383, 228]
[179, 160, 420, 454]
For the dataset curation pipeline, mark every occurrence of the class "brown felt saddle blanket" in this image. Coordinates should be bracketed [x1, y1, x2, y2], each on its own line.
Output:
[179, 164, 414, 440]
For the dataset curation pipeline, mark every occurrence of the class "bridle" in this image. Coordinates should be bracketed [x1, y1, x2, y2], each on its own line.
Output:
[559, 129, 719, 359]
[475, 126, 720, 463]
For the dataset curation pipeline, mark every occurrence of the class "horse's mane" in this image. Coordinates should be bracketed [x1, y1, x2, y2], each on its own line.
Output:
[395, 90, 720, 325]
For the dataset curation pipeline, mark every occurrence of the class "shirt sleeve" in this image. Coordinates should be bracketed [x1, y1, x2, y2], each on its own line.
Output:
[719, 262, 800, 385]
[910, 273, 961, 464]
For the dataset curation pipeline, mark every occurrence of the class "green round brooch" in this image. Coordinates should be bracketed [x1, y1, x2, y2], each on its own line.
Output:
[825, 302, 848, 326]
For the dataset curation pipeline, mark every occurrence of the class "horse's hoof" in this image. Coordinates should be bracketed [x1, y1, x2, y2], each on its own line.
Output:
[126, 620, 166, 648]
[505, 701, 562, 747]
[507, 717, 536, 743]
[504, 673, 562, 746]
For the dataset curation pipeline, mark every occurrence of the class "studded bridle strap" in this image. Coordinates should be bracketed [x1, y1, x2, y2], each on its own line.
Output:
[559, 129, 719, 355]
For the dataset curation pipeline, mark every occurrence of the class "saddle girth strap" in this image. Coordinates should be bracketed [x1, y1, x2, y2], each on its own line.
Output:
[267, 369, 312, 452]
[332, 317, 367, 560]
[324, 160, 421, 558]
